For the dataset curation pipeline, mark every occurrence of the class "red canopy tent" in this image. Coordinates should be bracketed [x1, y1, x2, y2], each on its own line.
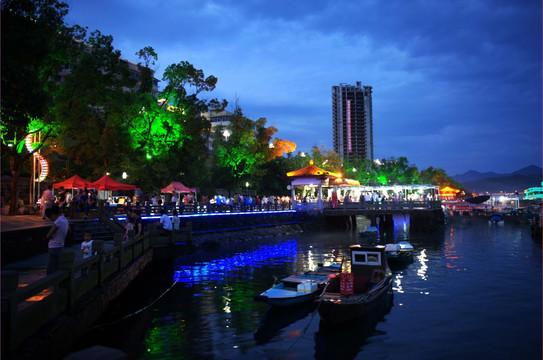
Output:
[53, 175, 91, 189]
[161, 181, 196, 193]
[89, 175, 136, 191]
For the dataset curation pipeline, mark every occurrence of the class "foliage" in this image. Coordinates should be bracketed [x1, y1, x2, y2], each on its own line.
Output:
[268, 138, 296, 160]
[310, 145, 343, 175]
[1, 0, 76, 214]
[213, 105, 276, 190]
[256, 156, 292, 196]
[52, 29, 135, 178]
[419, 166, 463, 189]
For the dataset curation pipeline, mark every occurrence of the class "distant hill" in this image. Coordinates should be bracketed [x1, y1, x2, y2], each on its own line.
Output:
[453, 166, 542, 194]
[453, 170, 502, 183]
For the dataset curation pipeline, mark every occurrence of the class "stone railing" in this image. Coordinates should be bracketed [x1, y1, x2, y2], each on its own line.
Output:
[1, 231, 152, 355]
[103, 202, 293, 216]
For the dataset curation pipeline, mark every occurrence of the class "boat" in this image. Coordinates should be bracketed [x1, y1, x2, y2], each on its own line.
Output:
[488, 213, 504, 225]
[315, 288, 393, 359]
[384, 241, 414, 269]
[359, 226, 378, 240]
[317, 244, 393, 326]
[254, 263, 342, 307]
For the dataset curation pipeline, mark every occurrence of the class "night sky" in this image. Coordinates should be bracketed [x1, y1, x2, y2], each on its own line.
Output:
[64, 0, 542, 175]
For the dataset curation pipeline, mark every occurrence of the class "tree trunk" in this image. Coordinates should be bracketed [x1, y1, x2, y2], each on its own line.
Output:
[9, 154, 20, 215]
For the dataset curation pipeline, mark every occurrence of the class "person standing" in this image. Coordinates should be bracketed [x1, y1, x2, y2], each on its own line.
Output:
[171, 210, 180, 232]
[41, 184, 55, 219]
[45, 204, 69, 274]
[80, 231, 93, 276]
[133, 209, 144, 236]
[156, 208, 172, 236]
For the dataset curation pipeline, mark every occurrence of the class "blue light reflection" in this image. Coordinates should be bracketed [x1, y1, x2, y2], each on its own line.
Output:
[173, 239, 298, 286]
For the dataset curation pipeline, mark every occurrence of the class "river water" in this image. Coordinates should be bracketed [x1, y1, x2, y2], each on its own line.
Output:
[75, 215, 542, 359]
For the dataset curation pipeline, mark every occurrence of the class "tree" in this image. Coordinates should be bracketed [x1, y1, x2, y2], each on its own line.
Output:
[310, 145, 343, 175]
[53, 30, 136, 179]
[1, 0, 76, 214]
[268, 138, 296, 160]
[419, 166, 463, 190]
[256, 155, 292, 196]
[213, 105, 276, 190]
[124, 60, 225, 192]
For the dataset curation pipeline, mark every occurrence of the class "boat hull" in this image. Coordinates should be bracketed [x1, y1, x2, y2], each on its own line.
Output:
[254, 286, 325, 307]
[386, 252, 414, 269]
[317, 276, 393, 326]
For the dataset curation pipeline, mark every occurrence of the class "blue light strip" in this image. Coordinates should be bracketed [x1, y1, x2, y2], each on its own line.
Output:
[137, 209, 296, 221]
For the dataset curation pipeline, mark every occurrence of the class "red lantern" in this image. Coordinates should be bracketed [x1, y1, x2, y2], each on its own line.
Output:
[340, 272, 354, 295]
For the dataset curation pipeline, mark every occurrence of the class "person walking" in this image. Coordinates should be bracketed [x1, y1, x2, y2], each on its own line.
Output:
[45, 204, 69, 274]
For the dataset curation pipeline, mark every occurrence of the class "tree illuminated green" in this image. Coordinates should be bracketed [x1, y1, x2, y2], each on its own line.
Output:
[213, 105, 276, 190]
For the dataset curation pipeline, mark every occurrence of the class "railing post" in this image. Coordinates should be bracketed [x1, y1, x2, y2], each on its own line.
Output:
[186, 222, 193, 247]
[150, 223, 157, 246]
[128, 229, 135, 259]
[113, 233, 123, 269]
[93, 240, 104, 285]
[59, 251, 75, 311]
[2, 271, 19, 354]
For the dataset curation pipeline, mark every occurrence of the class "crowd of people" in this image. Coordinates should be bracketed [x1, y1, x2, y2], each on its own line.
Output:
[40, 185, 99, 219]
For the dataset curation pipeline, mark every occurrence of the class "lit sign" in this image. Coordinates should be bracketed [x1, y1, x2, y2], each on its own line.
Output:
[25, 135, 48, 182]
[347, 99, 352, 153]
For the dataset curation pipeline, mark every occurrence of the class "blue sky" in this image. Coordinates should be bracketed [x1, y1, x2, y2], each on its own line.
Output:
[64, 0, 542, 175]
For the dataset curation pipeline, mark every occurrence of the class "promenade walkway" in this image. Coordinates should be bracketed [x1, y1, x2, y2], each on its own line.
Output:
[1, 215, 113, 287]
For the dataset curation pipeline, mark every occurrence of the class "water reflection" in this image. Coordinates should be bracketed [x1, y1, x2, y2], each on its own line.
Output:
[254, 303, 318, 344]
[173, 239, 298, 286]
[314, 290, 394, 360]
[416, 249, 429, 281]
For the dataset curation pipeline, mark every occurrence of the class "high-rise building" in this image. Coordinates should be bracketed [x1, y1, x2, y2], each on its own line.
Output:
[332, 81, 373, 161]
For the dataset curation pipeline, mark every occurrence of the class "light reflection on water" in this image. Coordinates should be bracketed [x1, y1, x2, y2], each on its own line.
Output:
[76, 215, 542, 360]
[173, 239, 299, 286]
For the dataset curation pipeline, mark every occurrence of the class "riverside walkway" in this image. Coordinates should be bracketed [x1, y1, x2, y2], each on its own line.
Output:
[0, 214, 166, 359]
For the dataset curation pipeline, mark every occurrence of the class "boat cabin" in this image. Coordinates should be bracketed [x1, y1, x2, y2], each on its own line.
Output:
[350, 245, 386, 277]
[326, 245, 388, 294]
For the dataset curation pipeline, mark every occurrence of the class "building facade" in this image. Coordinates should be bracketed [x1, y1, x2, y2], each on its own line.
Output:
[332, 82, 373, 161]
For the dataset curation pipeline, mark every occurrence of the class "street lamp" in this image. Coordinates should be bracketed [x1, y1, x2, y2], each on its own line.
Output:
[122, 172, 127, 179]
[245, 181, 249, 188]
[223, 129, 231, 140]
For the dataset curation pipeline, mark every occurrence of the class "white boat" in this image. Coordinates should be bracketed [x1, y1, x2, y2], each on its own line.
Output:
[254, 263, 342, 307]
[385, 241, 414, 269]
[359, 226, 378, 240]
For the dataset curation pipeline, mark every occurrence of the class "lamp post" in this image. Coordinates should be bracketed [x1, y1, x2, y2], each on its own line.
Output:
[223, 129, 231, 141]
[122, 172, 127, 180]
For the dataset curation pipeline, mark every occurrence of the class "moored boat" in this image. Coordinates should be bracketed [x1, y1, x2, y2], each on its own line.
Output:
[488, 213, 504, 225]
[359, 226, 378, 240]
[317, 244, 393, 325]
[385, 241, 414, 269]
[254, 263, 342, 307]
